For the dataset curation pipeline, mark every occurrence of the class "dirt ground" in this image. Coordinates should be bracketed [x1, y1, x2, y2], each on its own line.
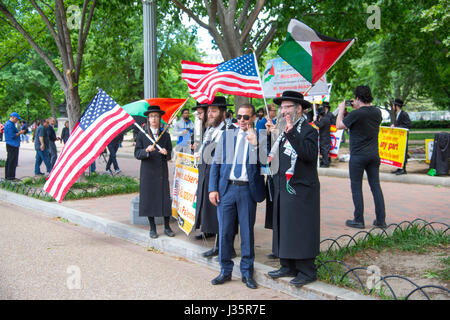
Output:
[343, 246, 449, 300]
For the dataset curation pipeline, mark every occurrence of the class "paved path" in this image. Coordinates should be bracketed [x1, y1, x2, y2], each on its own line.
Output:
[0, 201, 292, 300]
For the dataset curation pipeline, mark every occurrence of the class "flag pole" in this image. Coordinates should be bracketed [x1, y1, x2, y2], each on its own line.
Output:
[252, 51, 270, 118]
[134, 122, 162, 150]
[152, 97, 190, 146]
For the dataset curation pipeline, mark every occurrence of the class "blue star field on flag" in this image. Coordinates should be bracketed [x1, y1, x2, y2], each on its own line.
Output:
[217, 54, 258, 76]
[80, 90, 118, 130]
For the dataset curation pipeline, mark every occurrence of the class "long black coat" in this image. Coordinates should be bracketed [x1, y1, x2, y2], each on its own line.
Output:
[272, 121, 320, 259]
[134, 127, 172, 217]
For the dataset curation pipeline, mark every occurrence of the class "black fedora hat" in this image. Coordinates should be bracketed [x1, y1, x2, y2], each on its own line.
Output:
[273, 90, 312, 109]
[144, 105, 165, 116]
[192, 101, 209, 111]
[207, 96, 233, 108]
[394, 98, 404, 107]
[322, 101, 330, 108]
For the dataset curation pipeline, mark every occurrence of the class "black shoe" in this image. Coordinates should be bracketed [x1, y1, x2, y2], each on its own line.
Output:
[320, 164, 330, 168]
[395, 169, 407, 175]
[194, 233, 215, 240]
[242, 277, 258, 289]
[164, 228, 175, 237]
[267, 253, 278, 259]
[202, 247, 219, 258]
[373, 220, 387, 228]
[268, 267, 297, 279]
[391, 169, 400, 174]
[345, 219, 365, 229]
[211, 273, 232, 285]
[149, 230, 158, 239]
[290, 275, 317, 287]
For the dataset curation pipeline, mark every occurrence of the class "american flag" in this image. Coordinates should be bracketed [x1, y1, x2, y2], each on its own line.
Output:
[181, 53, 264, 103]
[43, 89, 135, 202]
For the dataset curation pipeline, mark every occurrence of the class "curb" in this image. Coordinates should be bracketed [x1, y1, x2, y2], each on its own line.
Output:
[0, 189, 374, 300]
[318, 167, 449, 187]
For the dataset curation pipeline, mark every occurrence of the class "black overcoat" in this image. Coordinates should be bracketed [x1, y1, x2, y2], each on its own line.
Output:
[272, 121, 321, 259]
[134, 126, 172, 217]
[194, 125, 226, 234]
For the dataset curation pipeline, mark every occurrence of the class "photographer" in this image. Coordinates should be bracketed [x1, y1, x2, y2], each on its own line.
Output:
[336, 85, 387, 229]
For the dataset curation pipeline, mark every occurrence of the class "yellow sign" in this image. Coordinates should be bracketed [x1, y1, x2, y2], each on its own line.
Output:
[172, 152, 198, 235]
[425, 139, 434, 164]
[378, 126, 408, 168]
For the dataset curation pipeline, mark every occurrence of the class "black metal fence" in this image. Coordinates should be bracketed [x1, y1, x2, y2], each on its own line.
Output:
[318, 219, 449, 300]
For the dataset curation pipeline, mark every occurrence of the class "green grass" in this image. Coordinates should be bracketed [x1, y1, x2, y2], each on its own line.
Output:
[316, 224, 449, 298]
[1, 174, 139, 201]
[0, 159, 5, 167]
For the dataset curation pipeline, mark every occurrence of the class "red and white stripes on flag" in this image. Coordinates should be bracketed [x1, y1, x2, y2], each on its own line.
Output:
[43, 91, 134, 202]
[181, 54, 264, 104]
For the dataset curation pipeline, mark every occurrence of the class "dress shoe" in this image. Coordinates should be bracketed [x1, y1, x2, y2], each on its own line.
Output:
[267, 253, 277, 259]
[242, 277, 258, 289]
[373, 220, 387, 228]
[164, 228, 175, 237]
[345, 219, 365, 229]
[290, 275, 317, 287]
[268, 267, 297, 279]
[395, 169, 407, 175]
[194, 233, 215, 240]
[211, 273, 232, 285]
[149, 230, 158, 239]
[202, 247, 219, 258]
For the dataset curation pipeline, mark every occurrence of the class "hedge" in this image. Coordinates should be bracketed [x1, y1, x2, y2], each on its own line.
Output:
[381, 120, 450, 129]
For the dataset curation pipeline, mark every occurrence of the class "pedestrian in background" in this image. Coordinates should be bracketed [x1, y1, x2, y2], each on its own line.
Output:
[4, 112, 25, 180]
[390, 98, 412, 175]
[47, 117, 58, 168]
[336, 85, 387, 229]
[20, 121, 29, 143]
[34, 119, 52, 176]
[61, 121, 70, 144]
[106, 132, 123, 174]
[314, 107, 331, 168]
[0, 120, 4, 141]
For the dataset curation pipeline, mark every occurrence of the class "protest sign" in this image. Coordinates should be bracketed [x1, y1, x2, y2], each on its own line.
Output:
[262, 57, 329, 99]
[425, 139, 434, 163]
[329, 125, 344, 158]
[172, 152, 198, 235]
[378, 127, 408, 168]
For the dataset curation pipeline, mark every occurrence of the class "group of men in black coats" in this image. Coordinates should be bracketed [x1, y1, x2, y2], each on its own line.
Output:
[191, 91, 321, 289]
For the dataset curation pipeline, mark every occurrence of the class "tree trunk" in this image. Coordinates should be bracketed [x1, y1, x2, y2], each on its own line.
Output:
[45, 92, 57, 119]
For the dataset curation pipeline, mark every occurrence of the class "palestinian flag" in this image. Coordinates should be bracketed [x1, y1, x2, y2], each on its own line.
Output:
[263, 63, 275, 83]
[278, 19, 355, 84]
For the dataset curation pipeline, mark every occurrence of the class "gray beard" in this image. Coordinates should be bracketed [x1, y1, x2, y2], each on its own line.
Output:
[276, 110, 300, 133]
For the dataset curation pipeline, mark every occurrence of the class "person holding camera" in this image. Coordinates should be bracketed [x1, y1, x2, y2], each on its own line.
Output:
[336, 85, 387, 229]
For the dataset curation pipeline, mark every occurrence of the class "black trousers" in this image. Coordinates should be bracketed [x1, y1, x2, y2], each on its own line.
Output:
[320, 142, 331, 166]
[349, 154, 386, 224]
[5, 144, 19, 180]
[280, 258, 317, 280]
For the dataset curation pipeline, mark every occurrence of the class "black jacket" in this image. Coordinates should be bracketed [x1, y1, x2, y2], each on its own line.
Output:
[394, 110, 412, 129]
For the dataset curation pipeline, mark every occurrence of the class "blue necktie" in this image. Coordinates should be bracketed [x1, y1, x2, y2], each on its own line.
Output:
[233, 132, 246, 179]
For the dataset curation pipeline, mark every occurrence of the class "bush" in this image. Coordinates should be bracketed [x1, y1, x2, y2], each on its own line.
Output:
[381, 120, 450, 129]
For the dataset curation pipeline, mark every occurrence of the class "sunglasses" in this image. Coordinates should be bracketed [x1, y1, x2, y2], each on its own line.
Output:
[236, 114, 250, 120]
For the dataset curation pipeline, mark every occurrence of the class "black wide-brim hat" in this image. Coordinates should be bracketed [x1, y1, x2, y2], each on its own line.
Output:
[322, 101, 330, 108]
[273, 90, 312, 110]
[144, 105, 165, 116]
[206, 96, 233, 108]
[192, 101, 209, 111]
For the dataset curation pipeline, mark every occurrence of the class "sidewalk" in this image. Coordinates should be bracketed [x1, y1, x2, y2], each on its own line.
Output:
[1, 139, 449, 299]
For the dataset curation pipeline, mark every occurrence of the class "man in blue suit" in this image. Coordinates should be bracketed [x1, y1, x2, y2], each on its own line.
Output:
[208, 103, 265, 289]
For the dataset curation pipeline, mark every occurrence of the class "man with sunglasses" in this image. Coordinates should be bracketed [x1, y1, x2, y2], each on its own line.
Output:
[208, 103, 265, 289]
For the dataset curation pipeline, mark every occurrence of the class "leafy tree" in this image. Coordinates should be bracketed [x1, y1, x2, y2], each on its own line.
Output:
[0, 0, 97, 129]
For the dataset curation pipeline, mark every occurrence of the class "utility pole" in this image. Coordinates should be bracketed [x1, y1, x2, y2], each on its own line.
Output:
[143, 0, 158, 99]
